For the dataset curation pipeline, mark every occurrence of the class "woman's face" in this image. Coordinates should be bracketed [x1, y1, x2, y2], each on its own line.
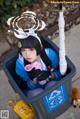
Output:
[21, 48, 38, 63]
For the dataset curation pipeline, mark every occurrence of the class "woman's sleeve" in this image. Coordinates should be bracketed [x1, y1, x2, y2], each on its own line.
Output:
[15, 58, 38, 89]
[15, 58, 29, 81]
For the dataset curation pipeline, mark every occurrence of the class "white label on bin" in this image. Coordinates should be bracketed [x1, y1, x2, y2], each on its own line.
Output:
[43, 85, 68, 113]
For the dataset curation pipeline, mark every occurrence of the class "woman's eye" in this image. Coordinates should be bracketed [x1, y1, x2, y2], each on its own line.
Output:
[30, 48, 34, 51]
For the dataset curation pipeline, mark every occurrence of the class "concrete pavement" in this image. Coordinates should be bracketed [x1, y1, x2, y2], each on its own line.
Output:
[0, 24, 80, 119]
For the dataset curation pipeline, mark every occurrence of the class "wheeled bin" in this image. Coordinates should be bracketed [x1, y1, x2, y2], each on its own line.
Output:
[3, 38, 76, 119]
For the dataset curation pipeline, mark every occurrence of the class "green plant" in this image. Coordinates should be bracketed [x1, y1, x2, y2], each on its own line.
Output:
[0, 0, 38, 30]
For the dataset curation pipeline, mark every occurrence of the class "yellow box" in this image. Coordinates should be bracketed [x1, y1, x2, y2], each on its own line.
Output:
[14, 100, 35, 119]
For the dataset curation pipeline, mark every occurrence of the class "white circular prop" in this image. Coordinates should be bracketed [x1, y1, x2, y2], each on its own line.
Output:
[7, 11, 46, 39]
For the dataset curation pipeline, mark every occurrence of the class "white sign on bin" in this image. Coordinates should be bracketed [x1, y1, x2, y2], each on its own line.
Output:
[43, 85, 68, 113]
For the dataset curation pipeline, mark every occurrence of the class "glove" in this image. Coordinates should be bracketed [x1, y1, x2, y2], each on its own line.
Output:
[37, 71, 50, 82]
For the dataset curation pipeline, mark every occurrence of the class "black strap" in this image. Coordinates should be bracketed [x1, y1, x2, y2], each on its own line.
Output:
[24, 58, 31, 66]
[40, 49, 52, 70]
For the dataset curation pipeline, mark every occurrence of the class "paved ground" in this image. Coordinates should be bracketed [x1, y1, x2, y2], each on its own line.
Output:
[0, 24, 80, 119]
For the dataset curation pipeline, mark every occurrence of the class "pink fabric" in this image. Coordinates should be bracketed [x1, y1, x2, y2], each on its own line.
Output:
[25, 61, 42, 71]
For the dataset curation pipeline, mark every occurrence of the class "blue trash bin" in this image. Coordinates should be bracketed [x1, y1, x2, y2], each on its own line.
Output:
[3, 38, 76, 119]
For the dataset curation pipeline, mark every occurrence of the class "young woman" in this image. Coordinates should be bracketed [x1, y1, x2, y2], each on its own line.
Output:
[16, 34, 61, 92]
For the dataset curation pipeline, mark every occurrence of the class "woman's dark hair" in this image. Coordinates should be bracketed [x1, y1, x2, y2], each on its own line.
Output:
[20, 35, 42, 55]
